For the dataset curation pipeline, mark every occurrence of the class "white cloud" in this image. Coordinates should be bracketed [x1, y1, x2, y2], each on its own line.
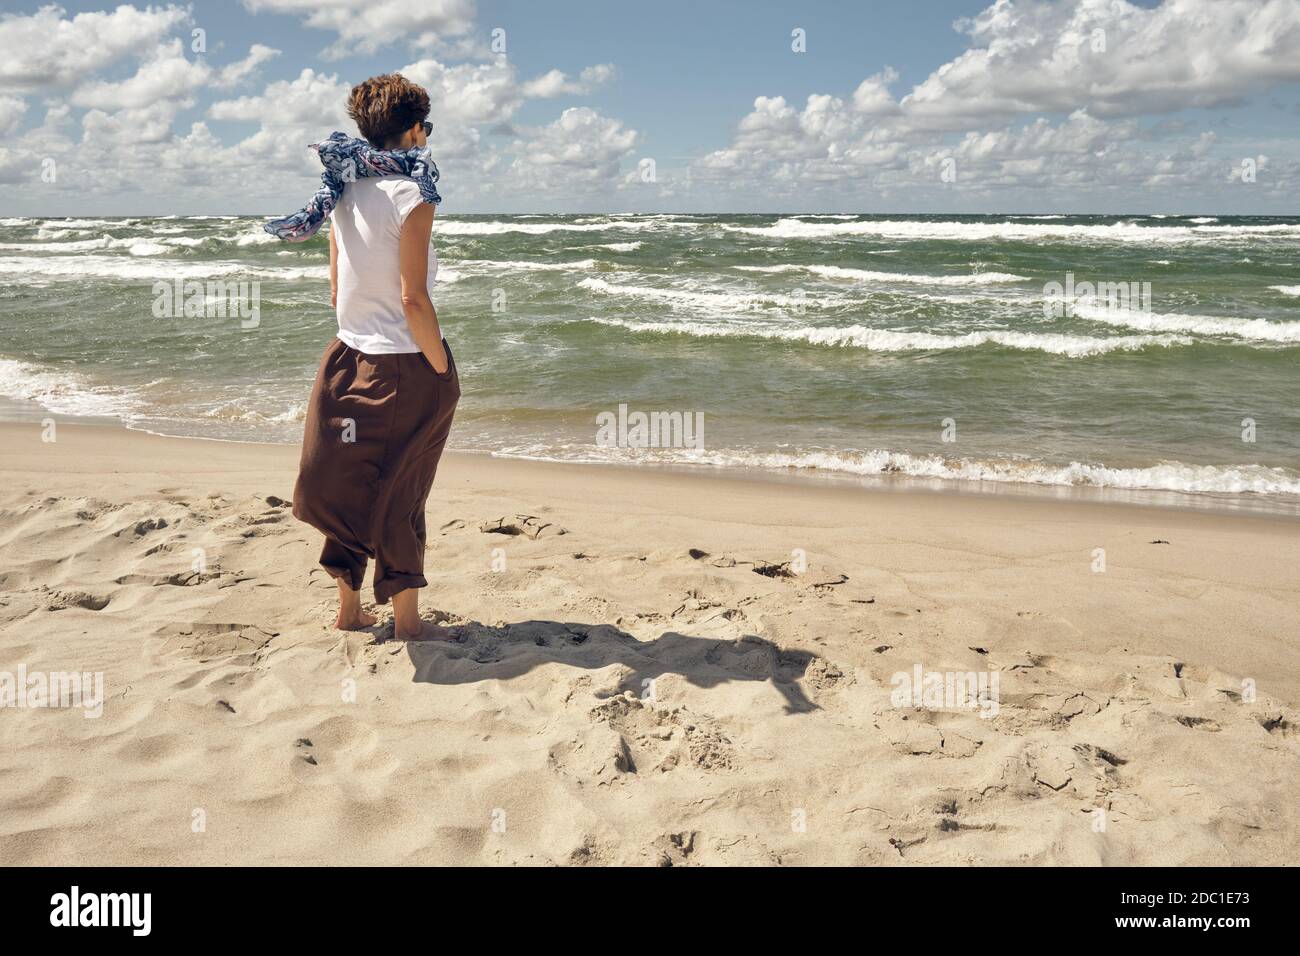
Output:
[72, 40, 281, 110]
[82, 101, 185, 145]
[218, 44, 282, 86]
[4, 0, 1298, 212]
[902, 0, 1300, 128]
[242, 0, 477, 58]
[396, 57, 617, 161]
[0, 95, 27, 134]
[682, 0, 1300, 208]
[508, 107, 638, 191]
[520, 63, 615, 99]
[851, 67, 899, 115]
[208, 68, 356, 168]
[0, 4, 189, 92]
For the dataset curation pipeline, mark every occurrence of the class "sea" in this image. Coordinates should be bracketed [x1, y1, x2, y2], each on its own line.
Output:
[1, 212, 1298, 513]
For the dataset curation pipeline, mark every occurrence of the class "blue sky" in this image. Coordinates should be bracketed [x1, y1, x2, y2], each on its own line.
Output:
[2, 0, 1298, 214]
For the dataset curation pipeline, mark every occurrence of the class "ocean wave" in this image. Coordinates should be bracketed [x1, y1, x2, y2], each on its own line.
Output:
[492, 443, 1300, 496]
[1072, 302, 1300, 343]
[461, 258, 599, 272]
[745, 450, 1300, 495]
[35, 227, 93, 240]
[0, 235, 119, 253]
[434, 219, 693, 236]
[201, 397, 306, 424]
[0, 228, 272, 254]
[0, 255, 328, 282]
[233, 230, 280, 246]
[1270, 285, 1300, 297]
[0, 357, 140, 419]
[581, 315, 1189, 356]
[722, 217, 1300, 244]
[735, 264, 1028, 285]
[124, 241, 171, 256]
[577, 276, 845, 311]
[588, 241, 643, 252]
[35, 218, 140, 230]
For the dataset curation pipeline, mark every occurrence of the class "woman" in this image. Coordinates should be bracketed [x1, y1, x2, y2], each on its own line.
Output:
[266, 74, 459, 641]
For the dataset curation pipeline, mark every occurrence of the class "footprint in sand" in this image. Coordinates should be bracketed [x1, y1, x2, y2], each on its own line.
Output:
[116, 517, 169, 538]
[1257, 714, 1295, 737]
[550, 694, 736, 782]
[43, 588, 110, 611]
[480, 515, 567, 539]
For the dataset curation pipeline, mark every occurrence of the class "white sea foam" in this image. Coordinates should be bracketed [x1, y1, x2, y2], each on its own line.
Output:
[0, 357, 140, 419]
[0, 235, 118, 252]
[463, 258, 599, 272]
[5, 225, 303, 254]
[201, 397, 307, 424]
[590, 241, 643, 251]
[233, 229, 279, 246]
[126, 241, 170, 256]
[435, 219, 693, 236]
[36, 218, 139, 230]
[578, 276, 845, 311]
[493, 442, 1300, 497]
[735, 264, 1028, 285]
[34, 227, 91, 240]
[0, 232, 251, 254]
[722, 217, 1300, 245]
[0, 255, 328, 282]
[1270, 285, 1300, 297]
[582, 315, 1189, 357]
[1072, 302, 1300, 343]
[705, 449, 1300, 495]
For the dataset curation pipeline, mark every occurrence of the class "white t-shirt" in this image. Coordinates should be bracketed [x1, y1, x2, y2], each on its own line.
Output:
[331, 176, 438, 354]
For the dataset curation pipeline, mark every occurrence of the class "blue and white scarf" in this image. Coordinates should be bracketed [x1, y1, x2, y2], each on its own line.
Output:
[263, 131, 442, 242]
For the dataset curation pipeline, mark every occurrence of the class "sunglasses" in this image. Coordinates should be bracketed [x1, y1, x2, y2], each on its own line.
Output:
[420, 121, 432, 136]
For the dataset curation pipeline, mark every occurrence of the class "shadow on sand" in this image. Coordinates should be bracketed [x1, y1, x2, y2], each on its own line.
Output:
[404, 619, 822, 714]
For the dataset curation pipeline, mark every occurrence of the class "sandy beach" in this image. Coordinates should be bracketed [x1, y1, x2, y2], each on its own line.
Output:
[0, 420, 1296, 866]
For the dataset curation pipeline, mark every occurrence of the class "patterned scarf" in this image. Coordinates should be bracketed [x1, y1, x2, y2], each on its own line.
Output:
[263, 131, 442, 242]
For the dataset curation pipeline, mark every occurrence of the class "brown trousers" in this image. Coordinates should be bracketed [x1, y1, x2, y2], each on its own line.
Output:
[293, 336, 459, 604]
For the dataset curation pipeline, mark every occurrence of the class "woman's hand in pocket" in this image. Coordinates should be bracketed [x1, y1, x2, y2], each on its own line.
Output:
[425, 340, 449, 375]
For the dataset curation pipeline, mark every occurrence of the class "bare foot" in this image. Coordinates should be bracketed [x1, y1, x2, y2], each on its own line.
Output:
[390, 587, 456, 642]
[393, 621, 458, 642]
[337, 607, 378, 630]
[335, 578, 376, 630]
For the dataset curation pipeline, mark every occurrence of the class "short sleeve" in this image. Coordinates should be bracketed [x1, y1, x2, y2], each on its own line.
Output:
[392, 179, 427, 225]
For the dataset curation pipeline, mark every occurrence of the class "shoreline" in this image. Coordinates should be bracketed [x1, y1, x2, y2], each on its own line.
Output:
[7, 402, 1298, 521]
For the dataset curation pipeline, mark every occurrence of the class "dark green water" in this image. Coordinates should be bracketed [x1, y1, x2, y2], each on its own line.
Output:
[1, 212, 1298, 510]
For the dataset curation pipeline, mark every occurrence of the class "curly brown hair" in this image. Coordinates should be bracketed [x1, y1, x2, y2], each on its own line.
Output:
[347, 74, 430, 149]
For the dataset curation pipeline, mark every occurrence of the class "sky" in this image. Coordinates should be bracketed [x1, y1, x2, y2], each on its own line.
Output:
[1, 0, 1298, 214]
